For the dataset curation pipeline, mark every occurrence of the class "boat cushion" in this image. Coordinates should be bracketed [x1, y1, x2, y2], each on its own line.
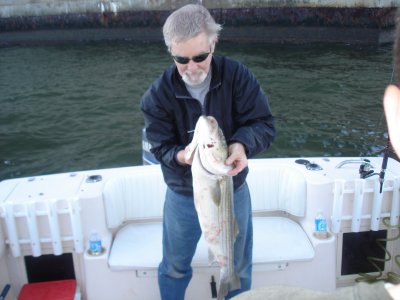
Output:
[247, 163, 307, 217]
[18, 279, 78, 300]
[103, 163, 307, 230]
[103, 166, 166, 228]
[108, 216, 314, 271]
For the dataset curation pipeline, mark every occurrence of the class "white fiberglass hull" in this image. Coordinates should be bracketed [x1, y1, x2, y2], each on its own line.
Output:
[0, 156, 399, 299]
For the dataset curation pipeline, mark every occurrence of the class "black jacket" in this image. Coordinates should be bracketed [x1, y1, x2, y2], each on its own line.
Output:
[140, 55, 275, 196]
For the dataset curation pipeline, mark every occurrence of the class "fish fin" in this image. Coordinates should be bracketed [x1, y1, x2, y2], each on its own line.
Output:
[215, 177, 230, 206]
[212, 192, 221, 206]
[208, 180, 221, 206]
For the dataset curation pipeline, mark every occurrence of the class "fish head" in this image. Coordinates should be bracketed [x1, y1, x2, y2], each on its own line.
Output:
[196, 116, 219, 137]
[196, 116, 233, 175]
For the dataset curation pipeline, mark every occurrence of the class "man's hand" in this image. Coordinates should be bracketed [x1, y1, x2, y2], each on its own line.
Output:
[176, 147, 194, 166]
[226, 142, 248, 176]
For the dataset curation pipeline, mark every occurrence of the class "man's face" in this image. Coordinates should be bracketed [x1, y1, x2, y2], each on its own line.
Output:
[170, 32, 213, 86]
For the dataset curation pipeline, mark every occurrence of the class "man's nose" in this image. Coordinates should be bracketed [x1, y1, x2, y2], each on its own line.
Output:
[187, 60, 198, 70]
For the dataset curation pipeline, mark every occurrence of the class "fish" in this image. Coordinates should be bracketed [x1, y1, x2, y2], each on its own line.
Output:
[185, 115, 241, 300]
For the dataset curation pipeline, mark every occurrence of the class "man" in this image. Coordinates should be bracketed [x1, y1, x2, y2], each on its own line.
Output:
[140, 4, 275, 300]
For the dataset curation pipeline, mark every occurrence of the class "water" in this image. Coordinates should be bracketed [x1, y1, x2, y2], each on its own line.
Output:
[0, 41, 394, 181]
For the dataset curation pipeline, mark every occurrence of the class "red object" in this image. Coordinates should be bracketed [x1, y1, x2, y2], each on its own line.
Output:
[18, 279, 76, 300]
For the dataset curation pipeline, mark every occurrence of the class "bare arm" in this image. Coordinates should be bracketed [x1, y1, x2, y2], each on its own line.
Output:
[384, 84, 400, 158]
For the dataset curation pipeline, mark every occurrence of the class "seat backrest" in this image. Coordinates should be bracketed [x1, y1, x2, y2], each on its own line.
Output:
[103, 166, 166, 228]
[247, 162, 307, 217]
[103, 162, 307, 229]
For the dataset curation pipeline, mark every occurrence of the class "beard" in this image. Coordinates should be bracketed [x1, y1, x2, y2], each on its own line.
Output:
[181, 69, 207, 86]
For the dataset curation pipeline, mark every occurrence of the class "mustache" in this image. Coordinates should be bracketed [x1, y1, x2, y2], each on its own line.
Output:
[185, 69, 204, 75]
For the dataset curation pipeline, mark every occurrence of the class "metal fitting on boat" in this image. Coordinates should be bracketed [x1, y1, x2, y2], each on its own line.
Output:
[85, 175, 102, 183]
[295, 159, 322, 171]
[335, 159, 371, 169]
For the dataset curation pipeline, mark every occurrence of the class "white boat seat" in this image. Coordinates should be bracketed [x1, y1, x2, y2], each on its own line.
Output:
[108, 216, 314, 271]
[252, 217, 314, 263]
[105, 163, 314, 271]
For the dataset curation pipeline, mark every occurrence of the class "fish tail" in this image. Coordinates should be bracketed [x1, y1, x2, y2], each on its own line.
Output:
[217, 280, 228, 300]
[231, 272, 241, 291]
[217, 271, 241, 300]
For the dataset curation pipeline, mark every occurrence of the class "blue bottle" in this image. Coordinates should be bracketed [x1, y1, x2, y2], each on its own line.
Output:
[89, 232, 102, 255]
[315, 212, 328, 239]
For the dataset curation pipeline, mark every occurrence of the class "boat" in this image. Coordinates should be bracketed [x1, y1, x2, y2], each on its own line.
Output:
[1, 147, 400, 299]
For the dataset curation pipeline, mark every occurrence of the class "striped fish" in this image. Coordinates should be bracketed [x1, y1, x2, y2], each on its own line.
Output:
[185, 115, 240, 300]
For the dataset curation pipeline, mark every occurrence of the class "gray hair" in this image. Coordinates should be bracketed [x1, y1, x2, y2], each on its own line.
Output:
[163, 4, 222, 51]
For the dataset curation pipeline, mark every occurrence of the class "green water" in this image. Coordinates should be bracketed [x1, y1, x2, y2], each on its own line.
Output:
[0, 41, 393, 180]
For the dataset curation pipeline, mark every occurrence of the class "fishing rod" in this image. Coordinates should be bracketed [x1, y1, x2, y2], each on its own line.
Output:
[359, 51, 395, 192]
[379, 137, 391, 193]
[359, 120, 392, 194]
[376, 50, 397, 193]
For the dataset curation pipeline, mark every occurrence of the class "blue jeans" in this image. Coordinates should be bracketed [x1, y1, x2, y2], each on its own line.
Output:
[158, 183, 253, 300]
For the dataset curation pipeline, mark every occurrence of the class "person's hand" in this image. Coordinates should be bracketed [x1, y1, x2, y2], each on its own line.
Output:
[226, 143, 248, 176]
[176, 148, 193, 166]
[384, 84, 400, 158]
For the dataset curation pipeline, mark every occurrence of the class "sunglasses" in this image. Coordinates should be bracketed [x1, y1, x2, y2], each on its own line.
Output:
[172, 50, 211, 65]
